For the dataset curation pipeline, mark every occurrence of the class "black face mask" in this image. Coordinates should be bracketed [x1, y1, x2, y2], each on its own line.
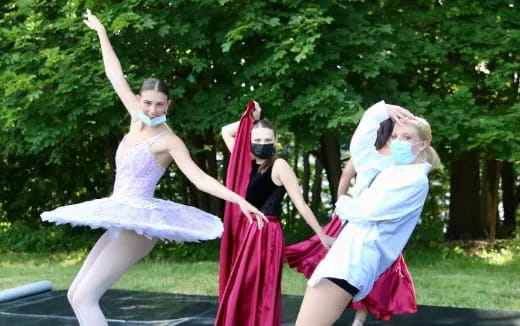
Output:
[251, 143, 275, 159]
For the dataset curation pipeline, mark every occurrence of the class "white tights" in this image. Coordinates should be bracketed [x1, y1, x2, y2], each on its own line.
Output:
[67, 229, 157, 326]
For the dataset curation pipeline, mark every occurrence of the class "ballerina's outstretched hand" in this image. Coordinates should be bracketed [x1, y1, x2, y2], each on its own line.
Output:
[83, 9, 105, 33]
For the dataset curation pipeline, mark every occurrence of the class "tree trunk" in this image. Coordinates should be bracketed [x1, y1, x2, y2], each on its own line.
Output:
[103, 133, 120, 190]
[204, 129, 224, 216]
[222, 147, 230, 186]
[302, 151, 311, 202]
[286, 140, 300, 226]
[446, 151, 484, 240]
[190, 134, 210, 212]
[311, 154, 323, 213]
[480, 159, 502, 241]
[319, 133, 341, 204]
[501, 161, 517, 238]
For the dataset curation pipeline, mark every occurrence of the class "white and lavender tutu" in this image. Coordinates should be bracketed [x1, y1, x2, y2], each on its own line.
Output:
[41, 133, 223, 242]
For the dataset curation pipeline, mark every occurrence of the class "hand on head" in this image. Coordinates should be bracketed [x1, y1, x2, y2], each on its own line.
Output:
[252, 101, 262, 121]
[83, 9, 105, 32]
[386, 104, 415, 124]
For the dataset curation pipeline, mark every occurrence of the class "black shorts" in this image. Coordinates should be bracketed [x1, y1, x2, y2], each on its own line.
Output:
[326, 277, 359, 297]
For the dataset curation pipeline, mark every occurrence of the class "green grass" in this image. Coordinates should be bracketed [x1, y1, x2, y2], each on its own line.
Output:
[1, 243, 519, 311]
[404, 243, 520, 311]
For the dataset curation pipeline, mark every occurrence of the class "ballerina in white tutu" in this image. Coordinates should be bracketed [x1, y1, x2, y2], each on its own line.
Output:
[41, 10, 265, 326]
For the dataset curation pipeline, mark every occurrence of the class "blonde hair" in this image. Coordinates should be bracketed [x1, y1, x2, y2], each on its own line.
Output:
[406, 117, 441, 169]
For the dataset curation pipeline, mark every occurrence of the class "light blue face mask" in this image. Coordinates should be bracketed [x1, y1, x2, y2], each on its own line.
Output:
[390, 140, 423, 165]
[137, 111, 166, 127]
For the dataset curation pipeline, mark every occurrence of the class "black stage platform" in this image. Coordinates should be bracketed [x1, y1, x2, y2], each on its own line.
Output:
[0, 289, 519, 325]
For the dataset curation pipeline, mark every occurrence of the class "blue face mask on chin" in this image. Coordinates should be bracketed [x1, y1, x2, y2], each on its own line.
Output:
[390, 140, 423, 165]
[137, 111, 166, 127]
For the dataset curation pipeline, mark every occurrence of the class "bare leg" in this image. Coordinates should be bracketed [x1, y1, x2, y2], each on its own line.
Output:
[352, 308, 368, 326]
[295, 279, 353, 326]
[68, 230, 157, 326]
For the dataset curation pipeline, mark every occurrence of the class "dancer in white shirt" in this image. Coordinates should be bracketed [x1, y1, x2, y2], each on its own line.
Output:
[295, 101, 441, 326]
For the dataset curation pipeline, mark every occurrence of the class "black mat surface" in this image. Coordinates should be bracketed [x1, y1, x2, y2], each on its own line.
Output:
[0, 289, 519, 325]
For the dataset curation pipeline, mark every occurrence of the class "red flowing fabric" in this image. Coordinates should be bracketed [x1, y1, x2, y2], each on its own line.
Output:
[286, 215, 343, 278]
[285, 215, 418, 321]
[216, 216, 284, 326]
[350, 254, 418, 320]
[216, 102, 284, 326]
[218, 101, 255, 300]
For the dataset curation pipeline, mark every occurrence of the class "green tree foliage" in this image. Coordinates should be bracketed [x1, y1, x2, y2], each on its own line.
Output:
[1, 0, 519, 245]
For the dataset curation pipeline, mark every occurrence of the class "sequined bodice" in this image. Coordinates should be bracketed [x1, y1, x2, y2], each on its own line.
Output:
[112, 135, 166, 200]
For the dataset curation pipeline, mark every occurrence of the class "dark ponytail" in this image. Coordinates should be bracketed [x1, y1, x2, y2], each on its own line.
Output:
[374, 118, 394, 150]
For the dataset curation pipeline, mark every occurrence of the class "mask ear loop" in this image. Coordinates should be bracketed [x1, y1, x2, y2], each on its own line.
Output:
[412, 140, 428, 157]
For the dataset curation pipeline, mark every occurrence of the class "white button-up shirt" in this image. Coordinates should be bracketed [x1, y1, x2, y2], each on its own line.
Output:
[308, 101, 431, 301]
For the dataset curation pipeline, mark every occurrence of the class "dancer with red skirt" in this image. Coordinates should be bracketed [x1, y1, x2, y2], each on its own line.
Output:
[216, 101, 334, 326]
[286, 114, 418, 324]
[295, 101, 441, 326]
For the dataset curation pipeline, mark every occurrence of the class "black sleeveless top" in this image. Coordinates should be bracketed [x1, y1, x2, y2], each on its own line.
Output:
[246, 160, 286, 217]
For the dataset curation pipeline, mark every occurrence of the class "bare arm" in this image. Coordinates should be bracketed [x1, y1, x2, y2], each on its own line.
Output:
[221, 101, 261, 153]
[83, 10, 137, 116]
[337, 158, 355, 198]
[166, 133, 267, 227]
[221, 121, 239, 152]
[273, 159, 334, 248]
